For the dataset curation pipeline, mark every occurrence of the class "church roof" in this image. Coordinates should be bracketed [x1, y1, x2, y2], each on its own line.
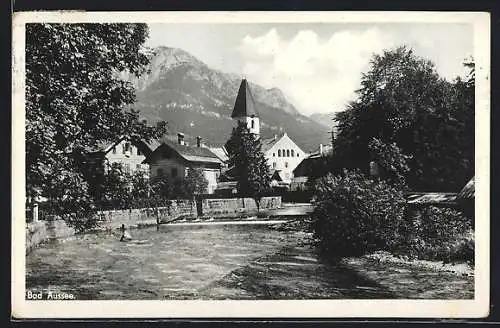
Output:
[231, 79, 259, 118]
[261, 134, 282, 153]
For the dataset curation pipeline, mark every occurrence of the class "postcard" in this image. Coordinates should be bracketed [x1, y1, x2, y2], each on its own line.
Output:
[12, 11, 490, 319]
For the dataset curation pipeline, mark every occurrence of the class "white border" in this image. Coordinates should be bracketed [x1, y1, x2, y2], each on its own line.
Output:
[12, 11, 490, 319]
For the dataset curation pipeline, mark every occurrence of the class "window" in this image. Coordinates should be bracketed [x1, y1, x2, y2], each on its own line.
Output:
[251, 119, 255, 129]
[291, 150, 294, 157]
[112, 147, 116, 154]
[137, 148, 142, 156]
[286, 149, 290, 157]
[282, 149, 286, 157]
[272, 162, 276, 169]
[273, 153, 275, 157]
[136, 164, 141, 170]
[123, 142, 131, 154]
[124, 163, 131, 174]
[285, 162, 288, 168]
[278, 150, 281, 157]
[157, 168, 164, 176]
[297, 153, 300, 157]
[171, 167, 178, 178]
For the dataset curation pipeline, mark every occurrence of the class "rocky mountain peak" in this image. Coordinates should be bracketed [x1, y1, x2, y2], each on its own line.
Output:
[123, 46, 331, 150]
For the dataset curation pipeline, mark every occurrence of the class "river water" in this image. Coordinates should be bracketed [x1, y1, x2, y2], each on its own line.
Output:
[25, 222, 472, 300]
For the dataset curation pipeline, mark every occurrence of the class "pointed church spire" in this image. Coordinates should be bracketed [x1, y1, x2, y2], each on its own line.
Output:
[231, 79, 259, 118]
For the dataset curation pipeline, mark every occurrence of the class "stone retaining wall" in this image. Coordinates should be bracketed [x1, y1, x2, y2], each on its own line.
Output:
[26, 219, 75, 254]
[201, 196, 281, 216]
[26, 196, 282, 252]
[97, 199, 196, 230]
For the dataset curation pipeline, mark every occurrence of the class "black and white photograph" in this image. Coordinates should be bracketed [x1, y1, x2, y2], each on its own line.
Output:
[12, 11, 490, 318]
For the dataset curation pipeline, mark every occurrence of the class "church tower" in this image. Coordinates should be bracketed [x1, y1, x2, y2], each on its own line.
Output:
[231, 79, 260, 136]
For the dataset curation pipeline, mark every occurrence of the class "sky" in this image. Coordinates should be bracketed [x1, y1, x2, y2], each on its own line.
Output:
[146, 23, 473, 116]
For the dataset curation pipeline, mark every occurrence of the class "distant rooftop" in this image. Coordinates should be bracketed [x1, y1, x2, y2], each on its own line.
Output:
[161, 137, 221, 164]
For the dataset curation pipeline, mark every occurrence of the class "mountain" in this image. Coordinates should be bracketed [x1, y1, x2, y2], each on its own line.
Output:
[309, 112, 336, 128]
[123, 46, 331, 152]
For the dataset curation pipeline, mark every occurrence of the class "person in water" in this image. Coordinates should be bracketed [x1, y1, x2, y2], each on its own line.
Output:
[119, 224, 132, 242]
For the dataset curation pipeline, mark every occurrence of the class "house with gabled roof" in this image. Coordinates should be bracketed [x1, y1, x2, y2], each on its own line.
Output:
[290, 143, 332, 190]
[84, 136, 161, 177]
[145, 133, 222, 194]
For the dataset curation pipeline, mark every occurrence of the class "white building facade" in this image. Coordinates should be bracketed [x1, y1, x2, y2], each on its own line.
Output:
[261, 133, 306, 183]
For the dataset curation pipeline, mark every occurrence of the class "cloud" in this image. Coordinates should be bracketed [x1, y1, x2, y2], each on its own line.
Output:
[238, 28, 395, 115]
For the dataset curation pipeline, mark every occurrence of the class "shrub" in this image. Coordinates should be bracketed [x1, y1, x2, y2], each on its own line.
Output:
[310, 170, 407, 257]
[394, 206, 474, 264]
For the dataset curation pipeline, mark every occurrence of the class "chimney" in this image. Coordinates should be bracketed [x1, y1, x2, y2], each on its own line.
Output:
[274, 134, 277, 141]
[177, 132, 185, 145]
[319, 143, 323, 155]
[196, 136, 202, 147]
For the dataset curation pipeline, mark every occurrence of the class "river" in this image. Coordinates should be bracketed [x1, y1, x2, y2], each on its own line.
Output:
[25, 222, 472, 300]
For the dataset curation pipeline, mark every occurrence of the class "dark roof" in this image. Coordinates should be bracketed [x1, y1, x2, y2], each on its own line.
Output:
[270, 170, 288, 182]
[457, 177, 474, 200]
[83, 139, 119, 153]
[161, 138, 221, 164]
[231, 79, 259, 118]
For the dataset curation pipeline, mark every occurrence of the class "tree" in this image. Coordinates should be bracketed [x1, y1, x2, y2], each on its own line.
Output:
[130, 169, 150, 201]
[184, 168, 209, 197]
[100, 163, 134, 210]
[368, 137, 411, 187]
[25, 23, 166, 227]
[225, 121, 271, 211]
[150, 175, 174, 202]
[331, 46, 474, 191]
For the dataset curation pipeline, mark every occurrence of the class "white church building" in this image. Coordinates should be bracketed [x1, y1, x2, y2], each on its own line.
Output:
[230, 79, 305, 184]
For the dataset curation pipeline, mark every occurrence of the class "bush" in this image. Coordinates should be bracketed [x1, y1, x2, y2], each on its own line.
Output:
[394, 206, 474, 264]
[310, 170, 407, 257]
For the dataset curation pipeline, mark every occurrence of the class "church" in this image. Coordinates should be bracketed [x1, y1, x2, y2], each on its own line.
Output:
[230, 79, 306, 184]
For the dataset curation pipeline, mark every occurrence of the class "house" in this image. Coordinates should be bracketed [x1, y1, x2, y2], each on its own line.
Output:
[85, 136, 160, 177]
[230, 78, 305, 184]
[291, 144, 332, 190]
[145, 133, 222, 194]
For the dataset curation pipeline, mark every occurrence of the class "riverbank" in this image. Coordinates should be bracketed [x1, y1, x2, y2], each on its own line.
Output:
[270, 218, 474, 299]
[342, 253, 474, 299]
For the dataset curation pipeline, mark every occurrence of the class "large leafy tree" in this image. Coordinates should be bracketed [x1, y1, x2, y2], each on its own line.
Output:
[331, 46, 474, 191]
[225, 121, 271, 210]
[26, 23, 166, 224]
